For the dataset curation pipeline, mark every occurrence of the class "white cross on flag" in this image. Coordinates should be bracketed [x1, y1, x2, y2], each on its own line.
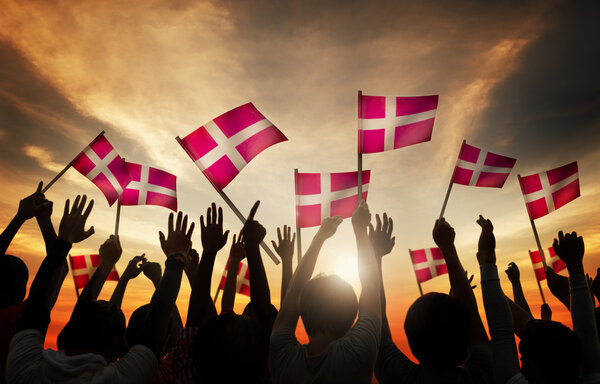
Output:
[178, 103, 287, 190]
[451, 141, 517, 188]
[120, 162, 177, 211]
[358, 94, 438, 154]
[218, 259, 250, 297]
[409, 248, 447, 283]
[295, 170, 371, 228]
[546, 247, 567, 274]
[69, 254, 119, 290]
[519, 161, 580, 220]
[529, 247, 567, 282]
[71, 133, 132, 206]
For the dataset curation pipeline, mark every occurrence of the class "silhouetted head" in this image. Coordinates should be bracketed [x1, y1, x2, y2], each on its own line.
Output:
[193, 313, 267, 383]
[519, 320, 581, 384]
[126, 304, 182, 357]
[243, 302, 279, 325]
[57, 300, 125, 362]
[404, 292, 470, 369]
[299, 274, 358, 339]
[0, 255, 28, 308]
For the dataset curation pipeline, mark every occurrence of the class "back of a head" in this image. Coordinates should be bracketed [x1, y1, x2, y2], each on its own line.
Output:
[0, 255, 28, 308]
[404, 292, 470, 369]
[519, 320, 581, 384]
[127, 304, 181, 357]
[193, 313, 266, 383]
[57, 300, 125, 361]
[299, 274, 358, 339]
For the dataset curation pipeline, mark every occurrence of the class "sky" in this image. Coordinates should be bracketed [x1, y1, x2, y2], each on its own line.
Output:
[0, 0, 599, 359]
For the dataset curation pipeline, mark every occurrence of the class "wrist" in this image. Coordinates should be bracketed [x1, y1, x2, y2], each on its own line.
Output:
[437, 243, 455, 252]
[12, 213, 26, 225]
[566, 263, 584, 275]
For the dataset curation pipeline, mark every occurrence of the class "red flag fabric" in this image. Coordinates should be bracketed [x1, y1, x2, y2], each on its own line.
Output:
[295, 170, 370, 228]
[451, 141, 517, 188]
[358, 94, 438, 154]
[71, 133, 132, 206]
[546, 247, 567, 274]
[409, 248, 448, 283]
[178, 103, 287, 190]
[120, 162, 177, 211]
[69, 254, 119, 290]
[519, 161, 580, 220]
[218, 259, 250, 297]
[529, 250, 547, 281]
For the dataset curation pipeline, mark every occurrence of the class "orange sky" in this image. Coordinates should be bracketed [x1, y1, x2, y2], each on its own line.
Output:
[1, 0, 599, 363]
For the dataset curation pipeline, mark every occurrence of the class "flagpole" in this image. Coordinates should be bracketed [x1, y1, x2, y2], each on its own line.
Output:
[42, 130, 106, 193]
[529, 249, 547, 304]
[115, 199, 122, 237]
[409, 249, 424, 296]
[175, 136, 280, 265]
[213, 261, 228, 303]
[439, 139, 465, 219]
[357, 90, 363, 201]
[213, 287, 221, 304]
[294, 168, 303, 263]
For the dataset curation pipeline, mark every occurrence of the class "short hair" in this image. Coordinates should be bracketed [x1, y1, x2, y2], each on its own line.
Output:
[404, 292, 470, 368]
[126, 304, 182, 357]
[299, 274, 358, 339]
[57, 300, 125, 361]
[519, 320, 581, 384]
[0, 255, 28, 308]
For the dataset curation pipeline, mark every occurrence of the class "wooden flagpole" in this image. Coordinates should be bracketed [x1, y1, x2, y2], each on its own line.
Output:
[42, 130, 106, 193]
[115, 199, 122, 237]
[213, 260, 228, 303]
[176, 136, 280, 265]
[529, 249, 547, 304]
[439, 139, 465, 219]
[294, 168, 303, 263]
[409, 249, 424, 296]
[357, 90, 363, 201]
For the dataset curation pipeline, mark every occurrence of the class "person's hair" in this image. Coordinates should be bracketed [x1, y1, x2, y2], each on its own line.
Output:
[0, 255, 28, 308]
[126, 303, 181, 357]
[193, 313, 267, 383]
[242, 302, 279, 325]
[519, 320, 581, 384]
[57, 300, 125, 361]
[299, 274, 358, 339]
[404, 292, 470, 368]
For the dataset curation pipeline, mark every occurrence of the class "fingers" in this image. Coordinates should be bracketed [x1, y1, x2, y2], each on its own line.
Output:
[200, 215, 205, 230]
[159, 231, 166, 247]
[277, 227, 282, 243]
[286, 225, 291, 240]
[271, 240, 278, 252]
[375, 214, 382, 232]
[223, 230, 230, 243]
[64, 199, 70, 217]
[217, 206, 223, 228]
[211, 202, 217, 225]
[176, 211, 183, 232]
[387, 217, 393, 235]
[187, 222, 195, 237]
[368, 223, 375, 236]
[36, 181, 43, 193]
[292, 232, 296, 246]
[558, 230, 564, 242]
[82, 199, 94, 220]
[181, 213, 187, 232]
[168, 212, 174, 235]
[73, 195, 81, 213]
[382, 213, 388, 233]
[83, 226, 95, 240]
[247, 200, 260, 222]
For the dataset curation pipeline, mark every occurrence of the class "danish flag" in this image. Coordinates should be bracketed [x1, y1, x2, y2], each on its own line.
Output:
[120, 162, 177, 211]
[71, 133, 132, 206]
[218, 259, 250, 297]
[451, 141, 517, 188]
[528, 250, 547, 281]
[178, 103, 287, 190]
[409, 248, 447, 283]
[295, 170, 370, 228]
[546, 247, 567, 274]
[519, 162, 580, 220]
[529, 247, 567, 282]
[358, 94, 438, 154]
[69, 254, 119, 290]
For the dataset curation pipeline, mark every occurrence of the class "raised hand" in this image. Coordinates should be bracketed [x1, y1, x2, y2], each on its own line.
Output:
[351, 200, 371, 231]
[230, 232, 246, 262]
[368, 213, 395, 259]
[541, 303, 552, 321]
[317, 215, 343, 240]
[58, 195, 95, 243]
[16, 181, 47, 221]
[432, 217, 455, 250]
[99, 235, 122, 267]
[142, 261, 162, 287]
[272, 225, 295, 264]
[476, 215, 496, 265]
[553, 231, 585, 274]
[200, 203, 229, 253]
[505, 262, 521, 284]
[122, 254, 146, 280]
[241, 201, 265, 246]
[160, 211, 195, 262]
[184, 247, 200, 285]
[591, 268, 600, 303]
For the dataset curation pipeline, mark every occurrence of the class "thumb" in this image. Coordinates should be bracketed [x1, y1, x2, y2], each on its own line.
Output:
[159, 231, 166, 247]
[83, 226, 95, 240]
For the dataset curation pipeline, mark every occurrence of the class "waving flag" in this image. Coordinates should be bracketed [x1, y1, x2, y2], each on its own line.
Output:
[71, 133, 132, 206]
[120, 162, 177, 211]
[451, 141, 517, 188]
[528, 250, 547, 281]
[295, 170, 370, 228]
[218, 259, 250, 297]
[358, 94, 438, 154]
[519, 162, 580, 220]
[546, 247, 567, 274]
[178, 103, 287, 190]
[410, 248, 447, 283]
[69, 254, 119, 290]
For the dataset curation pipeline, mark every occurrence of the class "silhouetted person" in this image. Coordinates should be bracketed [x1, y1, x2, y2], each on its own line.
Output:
[505, 262, 533, 317]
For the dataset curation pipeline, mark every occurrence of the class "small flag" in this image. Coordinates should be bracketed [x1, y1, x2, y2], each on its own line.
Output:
[529, 247, 567, 281]
[358, 94, 438, 154]
[120, 162, 177, 211]
[295, 170, 370, 228]
[218, 259, 250, 297]
[546, 247, 567, 274]
[410, 248, 447, 283]
[178, 103, 287, 190]
[69, 254, 119, 290]
[519, 161, 580, 220]
[529, 250, 547, 281]
[71, 133, 132, 206]
[451, 141, 517, 188]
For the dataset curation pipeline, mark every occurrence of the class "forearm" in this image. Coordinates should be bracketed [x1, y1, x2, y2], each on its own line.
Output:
[79, 261, 114, 302]
[186, 250, 217, 327]
[109, 277, 131, 308]
[246, 243, 271, 320]
[17, 239, 72, 334]
[440, 245, 477, 311]
[355, 227, 381, 317]
[378, 260, 392, 341]
[480, 264, 520, 382]
[221, 258, 239, 313]
[0, 215, 25, 255]
[547, 273, 571, 310]
[280, 260, 293, 303]
[569, 271, 600, 374]
[36, 215, 57, 255]
[510, 281, 532, 316]
[506, 296, 533, 338]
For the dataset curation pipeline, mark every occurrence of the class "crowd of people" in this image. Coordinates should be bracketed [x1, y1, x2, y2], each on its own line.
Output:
[1, 183, 599, 383]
